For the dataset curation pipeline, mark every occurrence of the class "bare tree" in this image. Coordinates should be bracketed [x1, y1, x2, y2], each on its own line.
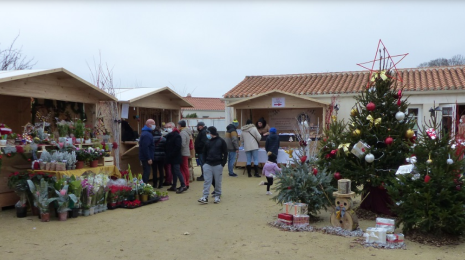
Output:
[418, 55, 465, 68]
[0, 34, 37, 70]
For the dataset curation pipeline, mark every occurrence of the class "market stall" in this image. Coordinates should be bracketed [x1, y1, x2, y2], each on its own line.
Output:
[115, 87, 193, 175]
[0, 68, 117, 209]
[226, 90, 328, 167]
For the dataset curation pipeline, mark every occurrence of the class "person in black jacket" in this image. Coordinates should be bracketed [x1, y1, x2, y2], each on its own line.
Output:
[164, 122, 186, 194]
[198, 126, 228, 204]
[139, 119, 155, 184]
[194, 122, 209, 181]
[152, 129, 166, 189]
[265, 127, 280, 156]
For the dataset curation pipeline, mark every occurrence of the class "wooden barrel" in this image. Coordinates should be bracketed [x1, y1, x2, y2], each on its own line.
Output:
[338, 179, 351, 194]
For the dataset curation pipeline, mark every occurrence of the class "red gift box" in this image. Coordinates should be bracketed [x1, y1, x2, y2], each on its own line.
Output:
[278, 213, 293, 225]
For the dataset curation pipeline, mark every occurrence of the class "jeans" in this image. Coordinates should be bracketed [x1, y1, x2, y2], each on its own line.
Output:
[152, 160, 164, 187]
[202, 164, 223, 197]
[141, 160, 152, 184]
[171, 164, 185, 188]
[228, 151, 237, 175]
[245, 149, 259, 166]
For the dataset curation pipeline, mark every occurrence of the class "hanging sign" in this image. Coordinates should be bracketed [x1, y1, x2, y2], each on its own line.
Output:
[121, 103, 130, 119]
[272, 97, 285, 107]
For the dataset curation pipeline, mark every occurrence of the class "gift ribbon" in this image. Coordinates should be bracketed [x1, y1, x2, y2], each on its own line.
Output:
[338, 143, 351, 154]
[371, 70, 388, 82]
[367, 115, 381, 127]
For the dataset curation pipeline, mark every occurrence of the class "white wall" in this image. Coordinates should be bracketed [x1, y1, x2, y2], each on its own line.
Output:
[183, 110, 225, 119]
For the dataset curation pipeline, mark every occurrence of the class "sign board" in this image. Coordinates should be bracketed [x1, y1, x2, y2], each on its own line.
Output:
[121, 103, 130, 119]
[272, 97, 285, 107]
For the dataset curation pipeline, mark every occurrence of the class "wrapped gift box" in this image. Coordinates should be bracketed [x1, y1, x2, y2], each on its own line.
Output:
[375, 217, 395, 233]
[278, 213, 293, 225]
[283, 202, 308, 215]
[364, 227, 387, 244]
[351, 141, 370, 158]
[293, 214, 309, 227]
[338, 179, 351, 194]
[386, 233, 405, 245]
[396, 164, 414, 175]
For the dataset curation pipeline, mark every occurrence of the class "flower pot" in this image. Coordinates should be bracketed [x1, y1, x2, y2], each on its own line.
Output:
[40, 213, 50, 222]
[89, 206, 95, 215]
[0, 140, 6, 145]
[85, 139, 92, 144]
[90, 160, 99, 167]
[70, 208, 79, 218]
[141, 194, 148, 202]
[76, 161, 84, 169]
[83, 209, 90, 216]
[16, 206, 27, 218]
[58, 212, 68, 221]
[75, 138, 84, 144]
[135, 194, 140, 201]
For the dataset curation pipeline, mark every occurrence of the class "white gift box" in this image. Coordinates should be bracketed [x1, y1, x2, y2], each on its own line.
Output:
[351, 141, 370, 158]
[396, 164, 414, 175]
[364, 227, 387, 244]
[283, 202, 308, 215]
[386, 233, 405, 245]
[375, 217, 395, 233]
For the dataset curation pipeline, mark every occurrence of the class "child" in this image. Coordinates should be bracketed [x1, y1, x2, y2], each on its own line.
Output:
[259, 152, 281, 195]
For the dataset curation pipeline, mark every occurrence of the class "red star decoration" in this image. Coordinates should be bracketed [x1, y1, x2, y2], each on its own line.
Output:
[356, 39, 409, 88]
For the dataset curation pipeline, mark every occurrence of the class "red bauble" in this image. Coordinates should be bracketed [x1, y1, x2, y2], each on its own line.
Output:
[112, 142, 118, 149]
[287, 186, 292, 190]
[366, 102, 376, 111]
[323, 138, 327, 142]
[424, 175, 431, 183]
[330, 150, 337, 157]
[385, 136, 393, 146]
[325, 154, 331, 159]
[397, 99, 401, 107]
[300, 156, 307, 163]
[313, 168, 318, 176]
[334, 172, 342, 180]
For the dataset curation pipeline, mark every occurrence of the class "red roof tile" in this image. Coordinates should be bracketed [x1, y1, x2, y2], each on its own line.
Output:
[223, 66, 465, 98]
[182, 96, 225, 111]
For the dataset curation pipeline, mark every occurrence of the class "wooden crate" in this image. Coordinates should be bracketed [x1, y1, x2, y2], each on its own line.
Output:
[103, 156, 114, 166]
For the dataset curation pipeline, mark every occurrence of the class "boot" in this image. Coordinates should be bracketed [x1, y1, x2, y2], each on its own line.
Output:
[246, 165, 252, 177]
[254, 165, 260, 178]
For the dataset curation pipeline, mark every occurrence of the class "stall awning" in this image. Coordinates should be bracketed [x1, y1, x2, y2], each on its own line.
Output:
[227, 90, 329, 109]
[0, 68, 117, 103]
[115, 87, 194, 110]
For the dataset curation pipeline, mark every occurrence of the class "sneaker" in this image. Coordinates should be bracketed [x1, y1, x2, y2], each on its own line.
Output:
[197, 176, 204, 181]
[258, 181, 265, 186]
[229, 173, 238, 177]
[198, 197, 208, 204]
[266, 191, 272, 195]
[214, 197, 220, 204]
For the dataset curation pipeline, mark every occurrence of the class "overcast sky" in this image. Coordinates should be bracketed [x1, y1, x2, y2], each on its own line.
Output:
[1, 1, 464, 98]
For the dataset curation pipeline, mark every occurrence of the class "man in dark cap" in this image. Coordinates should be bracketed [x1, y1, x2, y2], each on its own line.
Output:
[198, 126, 228, 204]
[194, 121, 208, 181]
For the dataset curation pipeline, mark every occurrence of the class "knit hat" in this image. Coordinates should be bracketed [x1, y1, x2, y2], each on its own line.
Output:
[246, 119, 253, 125]
[269, 127, 277, 133]
[207, 126, 218, 136]
[178, 120, 186, 127]
[196, 121, 205, 127]
[267, 152, 277, 163]
[232, 119, 239, 127]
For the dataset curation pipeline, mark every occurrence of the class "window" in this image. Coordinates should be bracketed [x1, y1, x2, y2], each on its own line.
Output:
[407, 107, 421, 135]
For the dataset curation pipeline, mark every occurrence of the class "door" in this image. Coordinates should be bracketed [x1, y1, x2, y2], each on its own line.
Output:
[439, 104, 457, 138]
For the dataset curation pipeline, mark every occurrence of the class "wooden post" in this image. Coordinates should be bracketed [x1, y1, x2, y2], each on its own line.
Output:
[137, 107, 140, 134]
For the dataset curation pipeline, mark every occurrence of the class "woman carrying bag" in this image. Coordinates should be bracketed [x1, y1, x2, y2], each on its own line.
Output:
[241, 119, 262, 177]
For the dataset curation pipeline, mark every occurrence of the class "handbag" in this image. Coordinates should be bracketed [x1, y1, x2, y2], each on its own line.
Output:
[189, 138, 195, 158]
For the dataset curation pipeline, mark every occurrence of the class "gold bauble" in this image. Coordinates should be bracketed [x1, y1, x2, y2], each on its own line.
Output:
[352, 129, 361, 136]
[405, 129, 415, 138]
[350, 109, 358, 117]
[426, 159, 433, 164]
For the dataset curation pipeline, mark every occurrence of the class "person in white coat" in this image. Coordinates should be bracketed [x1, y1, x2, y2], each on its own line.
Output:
[241, 119, 262, 177]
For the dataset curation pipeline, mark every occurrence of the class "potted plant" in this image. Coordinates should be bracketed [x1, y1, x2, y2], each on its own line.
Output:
[54, 184, 77, 221]
[75, 148, 88, 169]
[84, 125, 93, 144]
[28, 172, 55, 215]
[56, 119, 69, 141]
[27, 179, 57, 222]
[87, 147, 104, 167]
[68, 176, 82, 218]
[0, 135, 7, 146]
[74, 119, 85, 144]
[141, 183, 153, 202]
[7, 172, 29, 218]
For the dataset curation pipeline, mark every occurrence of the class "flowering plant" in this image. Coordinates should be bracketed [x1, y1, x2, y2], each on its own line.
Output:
[27, 179, 57, 213]
[56, 119, 70, 137]
[87, 147, 104, 161]
[74, 119, 85, 139]
[124, 199, 141, 208]
[8, 171, 30, 206]
[75, 148, 90, 162]
[29, 171, 55, 184]
[54, 184, 77, 213]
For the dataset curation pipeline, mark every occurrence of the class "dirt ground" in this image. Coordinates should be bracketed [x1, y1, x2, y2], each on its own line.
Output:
[1, 166, 465, 260]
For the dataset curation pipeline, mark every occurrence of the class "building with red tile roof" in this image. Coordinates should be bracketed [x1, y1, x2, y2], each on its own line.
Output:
[223, 66, 465, 136]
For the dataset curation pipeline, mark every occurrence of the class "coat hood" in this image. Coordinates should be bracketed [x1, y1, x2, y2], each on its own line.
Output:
[226, 124, 237, 133]
[241, 124, 256, 132]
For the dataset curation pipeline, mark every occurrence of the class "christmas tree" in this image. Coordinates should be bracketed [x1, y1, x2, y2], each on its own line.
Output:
[388, 111, 465, 236]
[319, 45, 415, 215]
